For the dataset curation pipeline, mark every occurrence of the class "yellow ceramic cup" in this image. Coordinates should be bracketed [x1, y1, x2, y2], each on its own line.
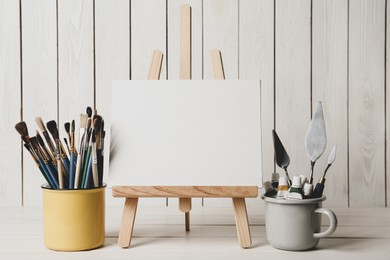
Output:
[42, 184, 106, 251]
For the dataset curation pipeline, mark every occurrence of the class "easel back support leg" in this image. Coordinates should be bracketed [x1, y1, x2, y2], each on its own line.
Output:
[179, 198, 192, 231]
[232, 198, 252, 248]
[118, 198, 139, 248]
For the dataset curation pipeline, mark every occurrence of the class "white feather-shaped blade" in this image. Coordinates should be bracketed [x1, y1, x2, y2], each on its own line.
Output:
[327, 145, 337, 165]
[305, 101, 327, 162]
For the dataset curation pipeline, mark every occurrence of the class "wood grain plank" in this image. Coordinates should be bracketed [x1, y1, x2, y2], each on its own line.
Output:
[131, 0, 166, 80]
[239, 0, 274, 194]
[203, 0, 238, 79]
[388, 0, 390, 207]
[349, 0, 386, 207]
[112, 186, 258, 198]
[95, 0, 130, 207]
[58, 0, 94, 137]
[21, 0, 57, 206]
[168, 1, 202, 80]
[312, 0, 348, 207]
[275, 0, 311, 179]
[0, 0, 21, 206]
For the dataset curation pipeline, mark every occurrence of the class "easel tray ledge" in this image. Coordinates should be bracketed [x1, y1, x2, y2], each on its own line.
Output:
[112, 186, 259, 198]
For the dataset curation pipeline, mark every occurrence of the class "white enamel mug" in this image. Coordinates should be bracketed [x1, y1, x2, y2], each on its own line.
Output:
[262, 196, 337, 251]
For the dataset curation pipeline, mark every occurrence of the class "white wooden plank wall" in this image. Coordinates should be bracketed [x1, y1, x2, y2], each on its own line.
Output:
[275, 0, 311, 190]
[349, 0, 386, 207]
[95, 0, 130, 206]
[1, 0, 388, 208]
[312, 0, 348, 207]
[21, 0, 58, 206]
[0, 0, 21, 206]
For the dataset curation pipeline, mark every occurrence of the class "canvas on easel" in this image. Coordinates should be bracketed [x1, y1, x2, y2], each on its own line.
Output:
[109, 80, 262, 187]
[108, 5, 262, 249]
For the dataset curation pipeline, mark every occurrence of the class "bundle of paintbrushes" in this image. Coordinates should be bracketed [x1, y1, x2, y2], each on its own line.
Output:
[15, 107, 106, 189]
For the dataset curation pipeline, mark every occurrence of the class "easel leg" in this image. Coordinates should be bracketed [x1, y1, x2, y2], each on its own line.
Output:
[118, 198, 139, 248]
[179, 198, 191, 231]
[232, 198, 252, 248]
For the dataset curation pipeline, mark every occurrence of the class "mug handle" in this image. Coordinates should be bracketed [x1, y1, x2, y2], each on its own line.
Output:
[313, 208, 338, 238]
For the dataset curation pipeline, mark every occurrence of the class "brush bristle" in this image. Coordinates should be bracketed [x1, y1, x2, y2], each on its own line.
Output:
[64, 122, 70, 133]
[46, 120, 59, 139]
[30, 136, 39, 147]
[92, 131, 96, 142]
[15, 121, 29, 137]
[86, 107, 92, 118]
[35, 117, 47, 132]
[92, 115, 102, 132]
[36, 131, 45, 147]
[80, 114, 88, 128]
[71, 120, 75, 132]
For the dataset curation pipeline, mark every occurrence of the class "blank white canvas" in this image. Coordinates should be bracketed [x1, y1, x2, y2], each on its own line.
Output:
[108, 80, 261, 186]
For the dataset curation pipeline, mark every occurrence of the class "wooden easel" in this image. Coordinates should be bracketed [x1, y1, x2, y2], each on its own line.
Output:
[113, 5, 258, 249]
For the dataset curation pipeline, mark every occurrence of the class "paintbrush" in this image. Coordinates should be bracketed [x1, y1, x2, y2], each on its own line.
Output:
[56, 139, 64, 189]
[86, 107, 92, 131]
[35, 117, 56, 155]
[15, 122, 41, 165]
[74, 114, 88, 188]
[83, 132, 95, 189]
[23, 143, 55, 188]
[85, 117, 101, 189]
[83, 107, 93, 153]
[68, 120, 77, 189]
[36, 131, 56, 163]
[30, 136, 60, 189]
[63, 138, 71, 156]
[91, 133, 98, 187]
[64, 122, 71, 155]
[46, 120, 70, 176]
[81, 128, 93, 188]
[98, 120, 105, 187]
[15, 122, 55, 188]
[91, 116, 102, 187]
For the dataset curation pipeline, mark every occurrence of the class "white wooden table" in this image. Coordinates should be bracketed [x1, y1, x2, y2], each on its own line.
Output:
[1, 201, 389, 259]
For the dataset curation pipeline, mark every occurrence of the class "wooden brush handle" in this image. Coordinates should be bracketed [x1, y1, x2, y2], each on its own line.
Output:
[81, 146, 92, 188]
[69, 152, 76, 189]
[45, 162, 59, 189]
[74, 152, 82, 189]
[97, 149, 103, 187]
[37, 159, 55, 189]
[92, 144, 98, 188]
[58, 158, 64, 189]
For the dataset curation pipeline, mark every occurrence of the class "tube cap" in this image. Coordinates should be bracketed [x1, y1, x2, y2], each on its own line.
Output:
[303, 183, 313, 196]
[271, 172, 279, 182]
[278, 176, 288, 186]
[292, 176, 302, 188]
[263, 181, 273, 192]
[299, 175, 307, 185]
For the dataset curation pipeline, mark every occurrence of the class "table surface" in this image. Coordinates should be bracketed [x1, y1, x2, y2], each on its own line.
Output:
[1, 199, 389, 260]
